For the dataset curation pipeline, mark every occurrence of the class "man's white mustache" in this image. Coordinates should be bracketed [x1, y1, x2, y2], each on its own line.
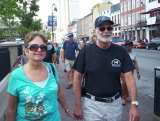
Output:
[102, 33, 112, 36]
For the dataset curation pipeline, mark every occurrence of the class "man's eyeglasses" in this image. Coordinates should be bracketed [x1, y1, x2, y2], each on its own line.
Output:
[127, 44, 133, 47]
[98, 27, 113, 32]
[28, 44, 47, 52]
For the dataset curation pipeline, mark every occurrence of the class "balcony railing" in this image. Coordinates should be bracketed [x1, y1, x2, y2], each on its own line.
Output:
[135, 20, 147, 27]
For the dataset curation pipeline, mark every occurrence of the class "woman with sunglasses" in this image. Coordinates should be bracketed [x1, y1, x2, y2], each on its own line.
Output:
[7, 31, 75, 121]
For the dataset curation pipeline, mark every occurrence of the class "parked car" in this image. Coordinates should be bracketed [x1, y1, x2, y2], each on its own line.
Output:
[0, 41, 24, 45]
[133, 41, 146, 48]
[14, 38, 22, 43]
[145, 37, 160, 50]
[0, 40, 6, 43]
[111, 37, 125, 46]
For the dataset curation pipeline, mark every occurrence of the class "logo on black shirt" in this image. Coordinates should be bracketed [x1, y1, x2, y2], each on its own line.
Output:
[111, 59, 121, 67]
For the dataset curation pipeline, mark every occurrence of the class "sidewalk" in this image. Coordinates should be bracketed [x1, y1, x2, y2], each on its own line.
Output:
[57, 60, 159, 121]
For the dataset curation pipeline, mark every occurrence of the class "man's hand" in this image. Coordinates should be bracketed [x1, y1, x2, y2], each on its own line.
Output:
[73, 104, 84, 120]
[137, 73, 141, 80]
[129, 105, 140, 121]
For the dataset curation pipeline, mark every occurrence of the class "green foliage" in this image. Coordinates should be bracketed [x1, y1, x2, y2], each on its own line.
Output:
[0, 0, 42, 39]
[40, 30, 51, 40]
[46, 31, 51, 40]
[0, 29, 5, 40]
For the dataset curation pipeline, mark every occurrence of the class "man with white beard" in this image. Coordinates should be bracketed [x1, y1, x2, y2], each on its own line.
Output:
[73, 16, 140, 121]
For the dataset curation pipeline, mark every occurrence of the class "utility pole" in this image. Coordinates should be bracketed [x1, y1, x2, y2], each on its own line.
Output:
[68, 0, 70, 25]
[52, 3, 57, 42]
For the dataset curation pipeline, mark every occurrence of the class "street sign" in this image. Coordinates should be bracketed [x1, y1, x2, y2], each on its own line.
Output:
[48, 16, 57, 27]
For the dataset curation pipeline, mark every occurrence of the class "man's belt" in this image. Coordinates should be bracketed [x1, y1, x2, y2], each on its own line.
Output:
[85, 93, 120, 103]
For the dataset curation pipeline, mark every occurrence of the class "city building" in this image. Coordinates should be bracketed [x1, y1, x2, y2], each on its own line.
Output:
[111, 3, 121, 37]
[141, 0, 160, 40]
[81, 13, 93, 42]
[55, 0, 80, 42]
[77, 19, 82, 40]
[120, 0, 146, 41]
[92, 3, 113, 24]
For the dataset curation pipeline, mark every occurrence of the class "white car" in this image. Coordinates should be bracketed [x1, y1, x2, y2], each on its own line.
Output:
[15, 38, 22, 43]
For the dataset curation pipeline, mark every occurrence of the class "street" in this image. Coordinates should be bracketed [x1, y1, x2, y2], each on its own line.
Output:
[133, 49, 160, 98]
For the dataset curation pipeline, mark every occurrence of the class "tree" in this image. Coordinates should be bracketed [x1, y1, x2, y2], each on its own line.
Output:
[40, 30, 51, 40]
[46, 31, 51, 40]
[16, 0, 42, 37]
[0, 29, 6, 40]
[0, 0, 42, 39]
[0, 0, 19, 40]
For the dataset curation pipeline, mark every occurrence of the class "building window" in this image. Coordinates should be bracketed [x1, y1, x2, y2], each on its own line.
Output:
[150, 12, 155, 17]
[118, 14, 120, 24]
[132, 13, 136, 25]
[128, 0, 131, 11]
[121, 2, 123, 13]
[124, 1, 127, 12]
[136, 0, 140, 8]
[136, 12, 140, 24]
[132, 0, 135, 9]
[128, 14, 131, 25]
[121, 16, 124, 26]
[125, 15, 128, 26]
[149, 0, 156, 2]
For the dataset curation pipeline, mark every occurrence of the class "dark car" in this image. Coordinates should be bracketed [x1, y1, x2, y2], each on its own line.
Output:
[146, 37, 160, 50]
[111, 37, 125, 46]
[133, 41, 146, 49]
[0, 40, 6, 43]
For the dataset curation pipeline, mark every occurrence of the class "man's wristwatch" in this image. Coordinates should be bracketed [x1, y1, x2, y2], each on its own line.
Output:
[131, 101, 139, 106]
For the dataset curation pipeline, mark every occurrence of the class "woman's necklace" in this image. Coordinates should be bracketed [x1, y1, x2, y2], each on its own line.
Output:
[27, 64, 43, 77]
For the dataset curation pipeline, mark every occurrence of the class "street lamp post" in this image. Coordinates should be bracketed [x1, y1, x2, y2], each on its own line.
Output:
[52, 3, 57, 42]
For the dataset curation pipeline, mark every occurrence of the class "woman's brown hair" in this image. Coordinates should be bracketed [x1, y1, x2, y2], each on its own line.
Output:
[24, 31, 48, 48]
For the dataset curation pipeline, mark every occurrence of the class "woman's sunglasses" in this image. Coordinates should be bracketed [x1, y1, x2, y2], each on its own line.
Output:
[28, 44, 47, 52]
[98, 27, 113, 32]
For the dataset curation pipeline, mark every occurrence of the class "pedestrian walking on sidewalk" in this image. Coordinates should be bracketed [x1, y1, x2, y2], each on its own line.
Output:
[54, 43, 60, 66]
[7, 31, 75, 121]
[73, 16, 140, 121]
[43, 42, 57, 65]
[61, 33, 79, 89]
[121, 40, 141, 105]
[12, 54, 28, 68]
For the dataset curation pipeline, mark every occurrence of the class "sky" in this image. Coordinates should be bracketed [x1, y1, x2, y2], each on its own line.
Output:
[37, 0, 120, 22]
[79, 0, 120, 18]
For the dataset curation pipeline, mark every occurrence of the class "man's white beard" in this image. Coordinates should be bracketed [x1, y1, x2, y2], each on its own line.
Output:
[96, 32, 112, 43]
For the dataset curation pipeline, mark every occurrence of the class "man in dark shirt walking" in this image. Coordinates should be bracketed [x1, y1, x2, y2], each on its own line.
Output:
[62, 33, 79, 89]
[73, 16, 140, 121]
[43, 42, 56, 64]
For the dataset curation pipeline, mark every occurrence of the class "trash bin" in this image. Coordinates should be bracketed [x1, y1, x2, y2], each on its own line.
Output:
[154, 66, 160, 117]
